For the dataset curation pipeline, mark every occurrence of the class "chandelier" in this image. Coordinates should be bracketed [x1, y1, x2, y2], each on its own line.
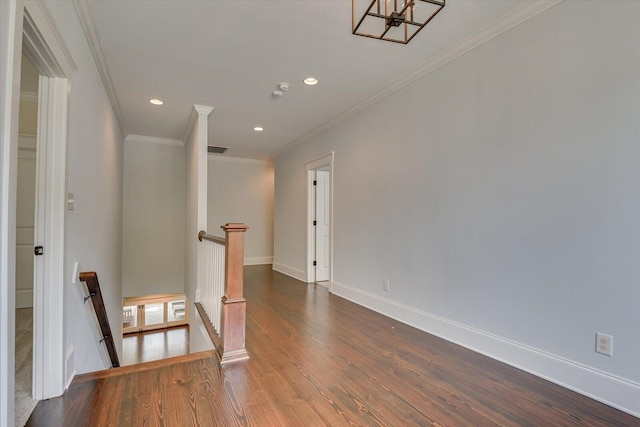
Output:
[352, 0, 445, 44]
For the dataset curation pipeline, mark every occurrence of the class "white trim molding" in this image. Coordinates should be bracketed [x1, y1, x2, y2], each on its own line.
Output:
[32, 74, 68, 400]
[208, 155, 273, 165]
[125, 134, 184, 147]
[305, 152, 334, 288]
[72, 0, 127, 137]
[273, 0, 562, 158]
[193, 104, 214, 116]
[331, 280, 640, 419]
[183, 104, 214, 143]
[272, 262, 306, 282]
[31, 0, 77, 74]
[244, 256, 273, 266]
[64, 343, 75, 390]
[22, 1, 76, 78]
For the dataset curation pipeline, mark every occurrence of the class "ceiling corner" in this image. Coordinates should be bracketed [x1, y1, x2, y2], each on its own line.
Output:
[72, 0, 128, 136]
[272, 0, 563, 159]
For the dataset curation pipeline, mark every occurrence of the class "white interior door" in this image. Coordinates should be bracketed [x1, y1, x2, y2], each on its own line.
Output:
[315, 170, 330, 282]
[16, 137, 37, 308]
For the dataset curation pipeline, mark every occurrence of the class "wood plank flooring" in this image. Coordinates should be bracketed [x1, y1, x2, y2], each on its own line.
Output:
[122, 326, 190, 366]
[27, 265, 639, 426]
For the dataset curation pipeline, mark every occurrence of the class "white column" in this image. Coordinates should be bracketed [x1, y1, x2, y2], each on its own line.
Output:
[184, 105, 213, 305]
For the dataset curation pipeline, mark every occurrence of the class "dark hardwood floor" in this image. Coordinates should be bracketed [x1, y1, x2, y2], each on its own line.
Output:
[27, 265, 639, 426]
[122, 326, 190, 366]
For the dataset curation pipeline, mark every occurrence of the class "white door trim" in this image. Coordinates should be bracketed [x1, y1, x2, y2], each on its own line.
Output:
[305, 152, 334, 291]
[23, 1, 74, 401]
[0, 2, 23, 423]
[32, 75, 68, 400]
[0, 2, 74, 424]
[314, 170, 330, 282]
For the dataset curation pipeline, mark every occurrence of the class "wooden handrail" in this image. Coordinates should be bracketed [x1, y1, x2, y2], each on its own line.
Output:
[198, 230, 226, 246]
[79, 272, 120, 368]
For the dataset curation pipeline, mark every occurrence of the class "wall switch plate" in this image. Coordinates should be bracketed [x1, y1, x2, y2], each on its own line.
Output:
[383, 279, 390, 292]
[71, 261, 79, 284]
[67, 192, 75, 211]
[595, 332, 613, 356]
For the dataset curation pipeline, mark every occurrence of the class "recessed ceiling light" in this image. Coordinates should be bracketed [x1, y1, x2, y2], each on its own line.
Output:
[149, 99, 164, 105]
[303, 77, 318, 86]
[254, 127, 264, 132]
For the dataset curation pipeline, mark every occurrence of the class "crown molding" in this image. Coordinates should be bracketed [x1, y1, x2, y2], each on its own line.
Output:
[193, 104, 214, 116]
[183, 104, 214, 142]
[20, 91, 38, 103]
[31, 0, 77, 75]
[183, 108, 199, 143]
[207, 154, 273, 166]
[273, 0, 563, 158]
[22, 1, 76, 79]
[72, 0, 128, 136]
[125, 134, 184, 147]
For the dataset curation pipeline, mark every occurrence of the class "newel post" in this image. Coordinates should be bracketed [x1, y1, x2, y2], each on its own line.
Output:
[219, 223, 249, 363]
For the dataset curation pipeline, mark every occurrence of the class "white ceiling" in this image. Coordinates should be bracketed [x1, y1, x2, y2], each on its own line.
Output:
[84, 0, 538, 160]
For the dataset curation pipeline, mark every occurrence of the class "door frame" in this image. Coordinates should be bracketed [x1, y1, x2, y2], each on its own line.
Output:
[305, 152, 334, 290]
[1, 1, 74, 423]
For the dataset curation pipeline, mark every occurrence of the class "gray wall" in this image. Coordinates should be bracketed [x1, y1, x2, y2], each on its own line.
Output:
[48, 1, 125, 374]
[122, 138, 185, 297]
[208, 156, 274, 264]
[274, 1, 640, 415]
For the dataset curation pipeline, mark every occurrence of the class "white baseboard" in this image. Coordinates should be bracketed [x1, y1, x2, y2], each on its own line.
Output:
[65, 369, 76, 390]
[316, 281, 329, 289]
[332, 280, 640, 419]
[244, 256, 273, 266]
[65, 344, 75, 390]
[272, 262, 307, 282]
[16, 289, 33, 308]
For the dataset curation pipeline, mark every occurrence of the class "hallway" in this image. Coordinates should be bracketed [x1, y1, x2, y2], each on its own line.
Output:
[26, 265, 638, 426]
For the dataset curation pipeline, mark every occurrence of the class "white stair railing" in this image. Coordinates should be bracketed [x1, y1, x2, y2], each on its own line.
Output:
[196, 223, 249, 364]
[198, 231, 225, 332]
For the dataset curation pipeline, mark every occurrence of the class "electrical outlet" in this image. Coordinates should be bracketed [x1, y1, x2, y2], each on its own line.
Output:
[383, 279, 390, 292]
[595, 332, 613, 356]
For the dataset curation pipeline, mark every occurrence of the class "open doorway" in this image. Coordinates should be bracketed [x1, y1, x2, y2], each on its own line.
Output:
[1, 4, 74, 426]
[305, 152, 334, 289]
[14, 52, 40, 426]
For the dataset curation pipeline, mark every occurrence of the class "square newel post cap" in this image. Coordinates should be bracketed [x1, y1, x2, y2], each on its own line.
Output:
[222, 223, 249, 232]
